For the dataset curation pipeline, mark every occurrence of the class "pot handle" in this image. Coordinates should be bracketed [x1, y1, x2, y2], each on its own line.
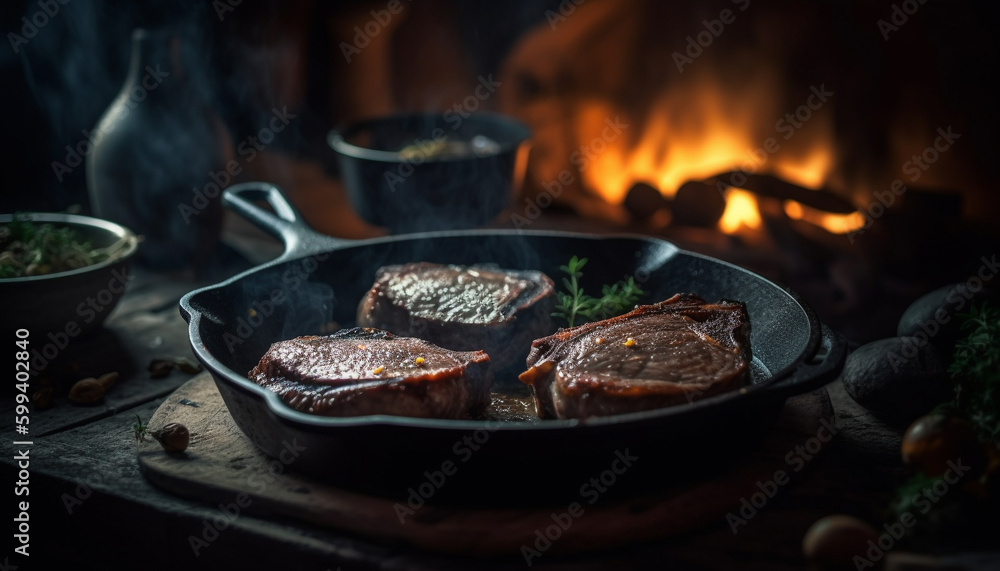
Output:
[223, 182, 349, 261]
[764, 324, 848, 400]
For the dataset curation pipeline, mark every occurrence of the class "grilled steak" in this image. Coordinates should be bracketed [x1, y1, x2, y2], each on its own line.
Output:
[249, 328, 492, 419]
[357, 263, 555, 380]
[519, 294, 751, 419]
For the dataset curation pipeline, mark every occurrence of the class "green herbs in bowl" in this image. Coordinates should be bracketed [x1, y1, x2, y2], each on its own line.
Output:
[0, 212, 138, 338]
[0, 216, 130, 278]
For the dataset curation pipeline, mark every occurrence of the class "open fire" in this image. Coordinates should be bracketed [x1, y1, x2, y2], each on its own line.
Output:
[559, 76, 862, 237]
[495, 0, 982, 242]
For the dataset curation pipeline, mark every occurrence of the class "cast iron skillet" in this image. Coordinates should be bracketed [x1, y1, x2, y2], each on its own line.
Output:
[180, 182, 847, 505]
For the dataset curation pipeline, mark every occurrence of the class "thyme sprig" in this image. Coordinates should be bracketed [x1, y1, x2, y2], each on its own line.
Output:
[552, 256, 644, 327]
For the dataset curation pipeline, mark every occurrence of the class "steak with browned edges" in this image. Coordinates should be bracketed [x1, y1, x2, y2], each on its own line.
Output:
[249, 328, 492, 419]
[519, 294, 751, 419]
[357, 263, 555, 379]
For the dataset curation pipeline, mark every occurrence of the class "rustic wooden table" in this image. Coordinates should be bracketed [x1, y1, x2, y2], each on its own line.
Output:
[0, 258, 935, 571]
[2, 162, 995, 570]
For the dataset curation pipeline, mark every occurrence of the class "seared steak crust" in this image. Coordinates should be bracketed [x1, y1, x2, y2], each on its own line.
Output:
[249, 328, 492, 419]
[519, 294, 751, 419]
[357, 263, 555, 379]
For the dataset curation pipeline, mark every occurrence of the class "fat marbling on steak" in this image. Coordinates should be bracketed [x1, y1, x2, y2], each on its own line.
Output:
[249, 328, 492, 418]
[356, 262, 555, 378]
[519, 294, 751, 419]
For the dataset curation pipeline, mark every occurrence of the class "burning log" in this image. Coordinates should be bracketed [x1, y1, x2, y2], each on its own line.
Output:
[708, 172, 856, 214]
[623, 172, 859, 235]
[623, 182, 667, 222]
[623, 181, 725, 228]
[672, 181, 727, 228]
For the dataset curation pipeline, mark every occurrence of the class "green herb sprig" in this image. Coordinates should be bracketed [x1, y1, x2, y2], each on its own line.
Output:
[946, 302, 1000, 441]
[883, 305, 999, 548]
[552, 256, 644, 327]
[133, 414, 149, 445]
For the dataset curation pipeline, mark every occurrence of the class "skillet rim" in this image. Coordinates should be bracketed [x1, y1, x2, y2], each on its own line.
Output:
[179, 228, 824, 432]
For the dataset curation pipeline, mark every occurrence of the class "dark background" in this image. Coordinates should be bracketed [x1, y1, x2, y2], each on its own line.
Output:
[2, 0, 999, 216]
[0, 0, 563, 214]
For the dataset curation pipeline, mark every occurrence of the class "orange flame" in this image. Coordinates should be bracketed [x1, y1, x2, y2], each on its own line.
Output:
[718, 189, 762, 234]
[579, 76, 863, 235]
[583, 80, 757, 204]
[772, 146, 833, 190]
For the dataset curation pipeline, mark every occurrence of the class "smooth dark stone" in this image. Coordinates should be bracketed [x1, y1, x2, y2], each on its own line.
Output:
[897, 283, 998, 359]
[841, 337, 952, 421]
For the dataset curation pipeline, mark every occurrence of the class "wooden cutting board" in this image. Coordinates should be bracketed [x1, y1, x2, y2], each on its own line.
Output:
[138, 373, 834, 556]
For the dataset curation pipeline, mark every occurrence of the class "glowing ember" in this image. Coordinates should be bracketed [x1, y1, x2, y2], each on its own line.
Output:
[785, 200, 865, 234]
[718, 189, 762, 234]
[775, 146, 865, 234]
[784, 200, 805, 219]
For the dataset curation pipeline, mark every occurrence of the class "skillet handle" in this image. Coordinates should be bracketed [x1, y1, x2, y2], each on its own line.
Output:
[764, 324, 848, 400]
[223, 182, 349, 261]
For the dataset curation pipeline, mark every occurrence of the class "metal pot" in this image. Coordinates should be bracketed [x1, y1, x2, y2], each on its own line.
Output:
[328, 112, 531, 233]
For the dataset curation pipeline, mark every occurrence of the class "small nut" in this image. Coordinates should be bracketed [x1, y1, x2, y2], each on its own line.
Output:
[32, 386, 55, 409]
[68, 378, 105, 405]
[173, 357, 203, 375]
[148, 359, 174, 378]
[152, 423, 190, 452]
[97, 372, 119, 391]
[803, 515, 880, 569]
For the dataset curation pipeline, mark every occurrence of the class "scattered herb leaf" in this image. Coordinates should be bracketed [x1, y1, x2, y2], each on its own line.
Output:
[133, 414, 149, 445]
